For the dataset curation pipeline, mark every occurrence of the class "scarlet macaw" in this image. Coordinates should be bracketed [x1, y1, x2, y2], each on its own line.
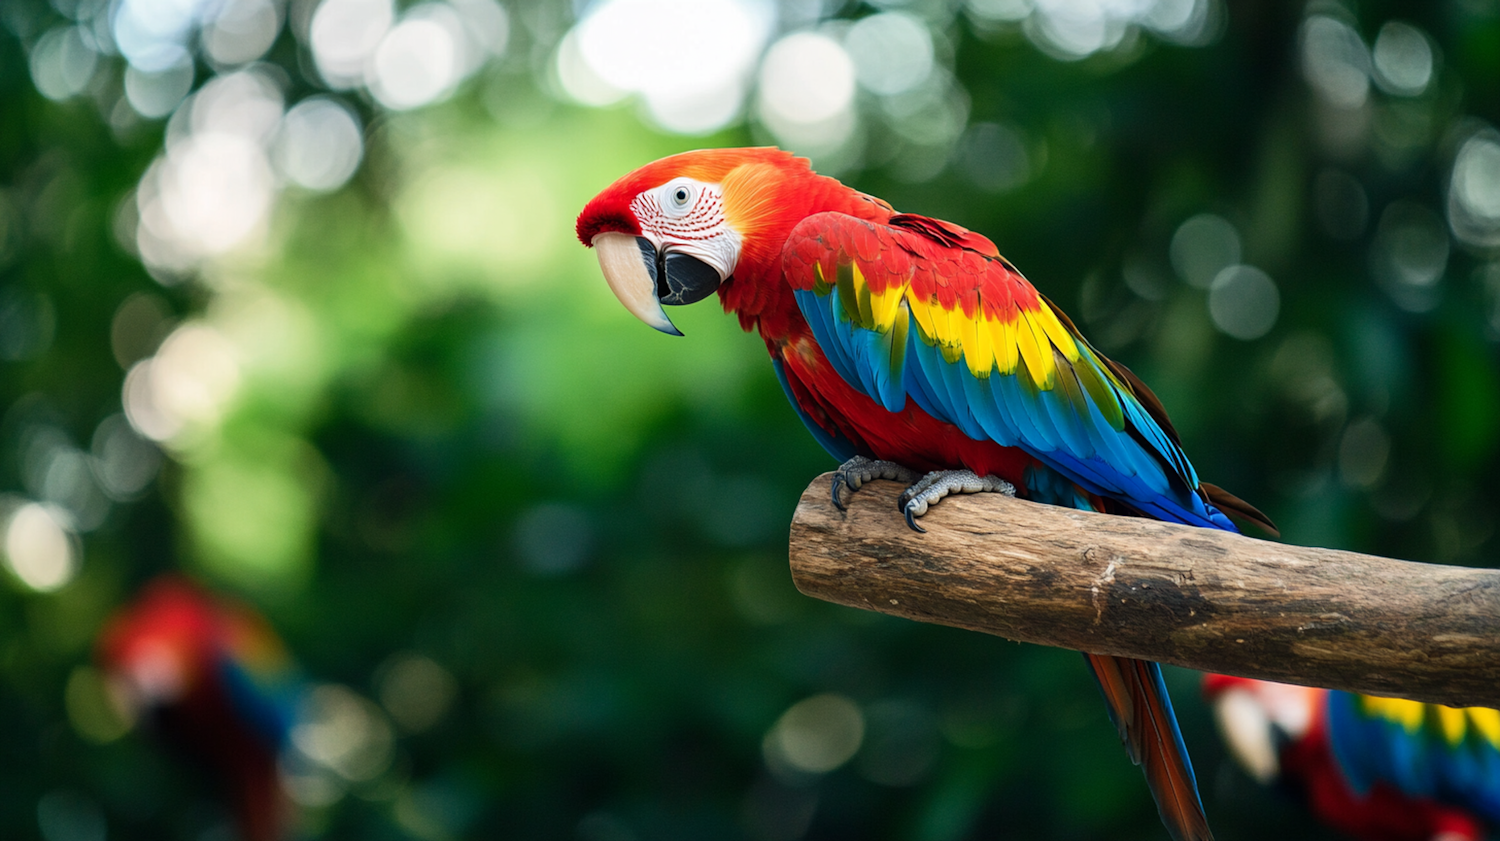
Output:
[1204, 675, 1500, 841]
[576, 147, 1272, 841]
[97, 576, 301, 841]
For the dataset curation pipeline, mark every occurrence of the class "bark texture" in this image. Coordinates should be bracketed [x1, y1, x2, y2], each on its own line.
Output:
[789, 473, 1500, 708]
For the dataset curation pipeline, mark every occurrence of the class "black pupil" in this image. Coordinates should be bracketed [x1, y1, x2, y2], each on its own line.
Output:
[675, 189, 688, 202]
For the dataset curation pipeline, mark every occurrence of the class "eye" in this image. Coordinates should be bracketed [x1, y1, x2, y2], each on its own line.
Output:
[670, 185, 692, 207]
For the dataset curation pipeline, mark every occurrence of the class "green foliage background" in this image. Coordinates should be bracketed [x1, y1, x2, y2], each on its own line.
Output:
[1, 0, 1498, 839]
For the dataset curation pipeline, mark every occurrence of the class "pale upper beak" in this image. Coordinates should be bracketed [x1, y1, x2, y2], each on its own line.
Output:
[591, 232, 723, 336]
[1213, 688, 1282, 784]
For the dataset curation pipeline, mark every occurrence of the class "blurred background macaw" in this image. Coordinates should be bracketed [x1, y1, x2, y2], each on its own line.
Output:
[1, 0, 1499, 838]
[97, 576, 302, 841]
[1204, 675, 1500, 841]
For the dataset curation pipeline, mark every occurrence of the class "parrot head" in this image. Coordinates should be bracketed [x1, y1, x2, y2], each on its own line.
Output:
[576, 147, 832, 335]
[97, 576, 293, 733]
[1202, 675, 1322, 785]
[98, 576, 227, 716]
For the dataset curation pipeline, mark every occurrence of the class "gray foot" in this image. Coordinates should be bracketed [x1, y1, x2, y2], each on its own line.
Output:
[831, 456, 921, 511]
[897, 470, 1016, 533]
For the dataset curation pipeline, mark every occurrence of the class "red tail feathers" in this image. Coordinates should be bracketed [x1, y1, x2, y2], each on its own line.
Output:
[1085, 653, 1213, 841]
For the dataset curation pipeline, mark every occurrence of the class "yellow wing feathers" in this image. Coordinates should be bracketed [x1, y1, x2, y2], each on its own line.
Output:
[900, 275, 1080, 385]
[804, 240, 1129, 431]
[1361, 696, 1500, 748]
[798, 217, 1109, 409]
[797, 216, 1084, 389]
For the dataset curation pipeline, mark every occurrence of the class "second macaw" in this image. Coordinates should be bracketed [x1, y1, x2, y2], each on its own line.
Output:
[97, 576, 302, 841]
[576, 147, 1272, 840]
[1205, 674, 1500, 841]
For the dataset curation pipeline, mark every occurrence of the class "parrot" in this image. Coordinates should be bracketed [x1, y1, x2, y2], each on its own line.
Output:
[576, 146, 1274, 840]
[96, 575, 302, 841]
[1204, 674, 1500, 841]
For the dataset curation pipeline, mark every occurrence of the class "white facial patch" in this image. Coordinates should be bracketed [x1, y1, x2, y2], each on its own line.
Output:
[630, 177, 741, 280]
[1212, 681, 1320, 786]
[1215, 688, 1281, 784]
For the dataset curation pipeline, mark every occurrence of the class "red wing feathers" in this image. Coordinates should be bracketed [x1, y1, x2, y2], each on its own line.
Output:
[888, 213, 1002, 258]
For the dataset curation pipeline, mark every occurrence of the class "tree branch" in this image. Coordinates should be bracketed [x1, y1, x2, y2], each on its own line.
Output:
[788, 473, 1500, 709]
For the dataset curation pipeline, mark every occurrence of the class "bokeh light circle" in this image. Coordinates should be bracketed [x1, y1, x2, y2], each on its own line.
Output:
[845, 12, 934, 96]
[1209, 264, 1280, 341]
[274, 98, 365, 192]
[368, 12, 461, 110]
[3, 502, 78, 593]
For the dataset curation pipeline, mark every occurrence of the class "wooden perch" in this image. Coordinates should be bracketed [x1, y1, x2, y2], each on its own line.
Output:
[788, 473, 1500, 709]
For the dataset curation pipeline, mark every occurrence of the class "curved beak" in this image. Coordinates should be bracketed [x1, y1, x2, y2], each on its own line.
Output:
[591, 232, 722, 336]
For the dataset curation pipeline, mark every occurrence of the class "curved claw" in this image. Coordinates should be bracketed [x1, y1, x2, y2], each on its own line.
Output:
[903, 504, 927, 534]
[894, 470, 1012, 535]
[831, 456, 920, 514]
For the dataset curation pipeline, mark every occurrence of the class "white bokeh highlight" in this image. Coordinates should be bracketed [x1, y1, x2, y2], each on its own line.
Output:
[310, 0, 505, 108]
[274, 98, 365, 192]
[292, 685, 396, 783]
[368, 8, 462, 110]
[565, 0, 773, 134]
[1449, 128, 1500, 250]
[29, 26, 99, 101]
[979, 0, 1223, 61]
[1208, 265, 1280, 341]
[1371, 21, 1433, 97]
[763, 693, 865, 778]
[757, 31, 858, 153]
[91, 415, 162, 501]
[124, 59, 196, 119]
[113, 0, 214, 72]
[123, 322, 242, 446]
[133, 71, 283, 275]
[1301, 15, 1371, 109]
[1170, 214, 1241, 289]
[1373, 201, 1450, 312]
[203, 0, 283, 66]
[3, 502, 78, 593]
[845, 12, 933, 96]
[309, 0, 395, 89]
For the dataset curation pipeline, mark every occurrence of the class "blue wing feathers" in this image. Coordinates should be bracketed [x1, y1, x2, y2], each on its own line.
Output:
[1328, 692, 1379, 795]
[985, 371, 1041, 448]
[862, 327, 905, 412]
[833, 293, 878, 399]
[938, 351, 989, 441]
[1051, 368, 1099, 458]
[961, 374, 1014, 448]
[791, 247, 1237, 533]
[799, 289, 862, 391]
[1328, 691, 1500, 822]
[1004, 364, 1064, 452]
[1475, 745, 1500, 816]
[908, 334, 958, 425]
[902, 334, 948, 423]
[217, 659, 297, 750]
[1039, 376, 1090, 456]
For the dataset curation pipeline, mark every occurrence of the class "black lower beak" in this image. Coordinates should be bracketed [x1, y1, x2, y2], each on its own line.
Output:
[635, 237, 722, 307]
